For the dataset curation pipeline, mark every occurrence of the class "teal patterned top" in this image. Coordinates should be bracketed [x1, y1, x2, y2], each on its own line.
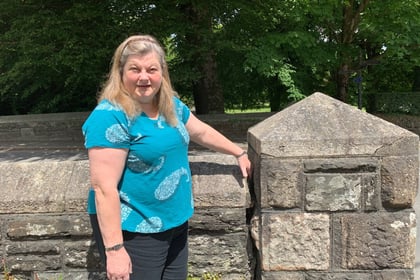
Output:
[82, 97, 193, 233]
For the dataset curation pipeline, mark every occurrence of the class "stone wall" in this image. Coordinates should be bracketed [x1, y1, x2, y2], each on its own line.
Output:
[0, 152, 253, 279]
[0, 112, 264, 280]
[0, 97, 419, 280]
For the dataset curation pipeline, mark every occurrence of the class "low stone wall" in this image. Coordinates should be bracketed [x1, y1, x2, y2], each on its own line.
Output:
[0, 111, 268, 279]
[0, 151, 252, 279]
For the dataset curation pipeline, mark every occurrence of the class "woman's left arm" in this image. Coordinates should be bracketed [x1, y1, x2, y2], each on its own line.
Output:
[186, 113, 251, 178]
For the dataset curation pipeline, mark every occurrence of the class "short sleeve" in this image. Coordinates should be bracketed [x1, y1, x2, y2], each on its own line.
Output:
[82, 100, 131, 149]
[174, 97, 191, 124]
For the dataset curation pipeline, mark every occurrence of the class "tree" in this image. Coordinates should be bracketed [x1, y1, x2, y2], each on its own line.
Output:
[238, 0, 419, 109]
[359, 0, 420, 92]
[0, 0, 418, 115]
[0, 0, 125, 115]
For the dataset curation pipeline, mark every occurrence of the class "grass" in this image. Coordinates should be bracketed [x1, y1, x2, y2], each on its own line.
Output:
[187, 272, 222, 280]
[225, 107, 271, 114]
[225, 102, 271, 114]
[1, 259, 13, 280]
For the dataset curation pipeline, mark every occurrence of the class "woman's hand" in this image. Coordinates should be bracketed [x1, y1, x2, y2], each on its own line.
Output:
[236, 151, 252, 179]
[106, 248, 132, 280]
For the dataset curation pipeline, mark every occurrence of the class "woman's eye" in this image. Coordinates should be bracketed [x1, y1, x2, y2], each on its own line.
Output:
[129, 67, 139, 72]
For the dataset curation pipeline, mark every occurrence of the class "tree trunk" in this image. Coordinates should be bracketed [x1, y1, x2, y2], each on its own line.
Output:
[412, 66, 420, 91]
[268, 78, 287, 112]
[193, 53, 224, 114]
[337, 0, 370, 102]
[180, 2, 224, 115]
[336, 64, 350, 102]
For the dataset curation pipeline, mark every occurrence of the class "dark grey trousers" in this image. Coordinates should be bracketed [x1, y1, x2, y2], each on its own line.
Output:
[90, 214, 189, 280]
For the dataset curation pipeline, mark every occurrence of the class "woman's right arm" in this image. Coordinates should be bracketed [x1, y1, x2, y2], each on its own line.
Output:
[88, 147, 132, 279]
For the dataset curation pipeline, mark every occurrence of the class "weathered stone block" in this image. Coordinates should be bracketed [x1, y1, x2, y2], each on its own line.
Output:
[8, 255, 61, 272]
[65, 160, 91, 212]
[190, 208, 246, 233]
[63, 240, 102, 269]
[7, 216, 70, 240]
[334, 212, 416, 270]
[259, 212, 330, 271]
[188, 232, 250, 278]
[260, 271, 305, 280]
[7, 214, 91, 240]
[21, 127, 35, 137]
[372, 270, 414, 280]
[374, 135, 419, 157]
[305, 173, 361, 211]
[303, 158, 379, 173]
[248, 92, 419, 158]
[0, 161, 67, 213]
[0, 160, 90, 213]
[381, 155, 419, 209]
[0, 123, 21, 140]
[305, 173, 379, 211]
[67, 215, 93, 237]
[190, 153, 251, 208]
[260, 271, 382, 280]
[303, 158, 380, 211]
[304, 272, 373, 279]
[34, 271, 106, 280]
[5, 240, 60, 255]
[259, 158, 302, 209]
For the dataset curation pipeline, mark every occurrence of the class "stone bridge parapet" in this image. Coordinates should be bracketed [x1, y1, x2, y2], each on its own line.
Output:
[0, 93, 419, 279]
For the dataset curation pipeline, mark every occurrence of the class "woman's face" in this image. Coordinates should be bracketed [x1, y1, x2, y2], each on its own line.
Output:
[122, 52, 163, 104]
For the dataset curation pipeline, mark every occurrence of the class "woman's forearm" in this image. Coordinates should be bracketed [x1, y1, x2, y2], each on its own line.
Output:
[95, 187, 124, 248]
[88, 148, 128, 249]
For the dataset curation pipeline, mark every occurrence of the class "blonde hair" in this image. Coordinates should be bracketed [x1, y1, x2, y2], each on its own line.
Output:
[98, 34, 178, 126]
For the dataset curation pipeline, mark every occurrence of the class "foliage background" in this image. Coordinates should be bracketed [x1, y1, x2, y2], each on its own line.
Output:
[0, 0, 419, 115]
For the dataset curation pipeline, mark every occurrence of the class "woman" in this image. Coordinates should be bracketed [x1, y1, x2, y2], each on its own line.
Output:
[82, 34, 251, 280]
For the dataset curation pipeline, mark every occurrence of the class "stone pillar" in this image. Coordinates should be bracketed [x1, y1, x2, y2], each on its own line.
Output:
[248, 92, 419, 279]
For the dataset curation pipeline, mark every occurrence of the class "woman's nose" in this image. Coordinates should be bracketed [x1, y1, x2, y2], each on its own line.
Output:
[138, 71, 148, 81]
